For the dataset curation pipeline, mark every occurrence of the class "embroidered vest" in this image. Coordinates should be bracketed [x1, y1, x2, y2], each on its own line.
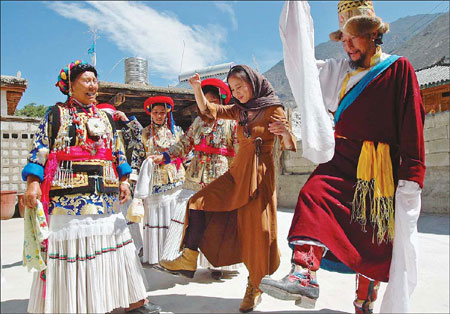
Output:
[48, 105, 120, 197]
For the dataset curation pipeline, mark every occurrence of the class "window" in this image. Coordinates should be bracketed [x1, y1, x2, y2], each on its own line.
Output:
[442, 91, 450, 98]
[2, 133, 9, 139]
[11, 133, 18, 139]
[22, 134, 28, 139]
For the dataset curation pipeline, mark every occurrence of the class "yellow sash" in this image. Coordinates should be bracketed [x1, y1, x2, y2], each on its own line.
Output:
[352, 141, 395, 243]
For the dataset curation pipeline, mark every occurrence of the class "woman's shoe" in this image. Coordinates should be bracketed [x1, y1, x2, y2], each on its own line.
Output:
[239, 277, 262, 313]
[158, 248, 199, 278]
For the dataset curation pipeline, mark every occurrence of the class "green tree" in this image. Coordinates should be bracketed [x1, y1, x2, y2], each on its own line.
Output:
[14, 103, 48, 118]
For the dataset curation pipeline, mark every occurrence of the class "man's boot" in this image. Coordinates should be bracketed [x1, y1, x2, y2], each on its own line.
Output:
[158, 248, 199, 278]
[259, 244, 323, 309]
[353, 274, 380, 314]
[239, 277, 262, 313]
[259, 263, 318, 308]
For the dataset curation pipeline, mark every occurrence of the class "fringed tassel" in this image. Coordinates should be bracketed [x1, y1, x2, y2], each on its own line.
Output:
[351, 178, 374, 230]
[352, 141, 376, 232]
[371, 196, 395, 244]
[352, 141, 395, 244]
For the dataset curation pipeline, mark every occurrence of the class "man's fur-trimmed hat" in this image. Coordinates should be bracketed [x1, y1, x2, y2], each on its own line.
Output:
[329, 0, 389, 41]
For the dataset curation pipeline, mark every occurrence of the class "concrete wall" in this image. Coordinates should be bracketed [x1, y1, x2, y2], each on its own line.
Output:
[0, 117, 40, 193]
[277, 111, 450, 214]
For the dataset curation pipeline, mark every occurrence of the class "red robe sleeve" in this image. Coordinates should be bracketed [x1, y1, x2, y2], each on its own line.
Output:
[396, 58, 426, 188]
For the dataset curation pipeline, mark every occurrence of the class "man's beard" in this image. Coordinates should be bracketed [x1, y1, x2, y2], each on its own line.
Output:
[348, 51, 368, 69]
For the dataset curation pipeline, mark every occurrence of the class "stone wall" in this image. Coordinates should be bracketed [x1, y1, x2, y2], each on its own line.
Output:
[277, 111, 450, 214]
[0, 116, 40, 194]
[422, 111, 449, 214]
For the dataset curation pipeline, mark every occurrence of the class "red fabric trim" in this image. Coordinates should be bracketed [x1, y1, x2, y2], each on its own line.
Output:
[96, 103, 116, 111]
[194, 139, 236, 157]
[55, 147, 114, 161]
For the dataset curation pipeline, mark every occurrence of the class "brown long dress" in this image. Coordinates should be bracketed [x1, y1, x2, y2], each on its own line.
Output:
[184, 100, 297, 287]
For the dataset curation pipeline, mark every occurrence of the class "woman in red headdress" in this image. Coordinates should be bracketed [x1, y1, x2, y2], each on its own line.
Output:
[150, 78, 241, 279]
[130, 96, 186, 265]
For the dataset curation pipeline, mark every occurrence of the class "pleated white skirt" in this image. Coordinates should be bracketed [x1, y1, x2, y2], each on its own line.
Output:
[142, 186, 182, 264]
[161, 188, 241, 271]
[27, 212, 148, 314]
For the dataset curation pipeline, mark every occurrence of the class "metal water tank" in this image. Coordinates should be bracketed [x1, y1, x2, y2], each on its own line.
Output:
[124, 57, 148, 85]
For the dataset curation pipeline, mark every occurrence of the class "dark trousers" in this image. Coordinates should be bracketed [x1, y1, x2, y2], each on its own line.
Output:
[184, 209, 206, 251]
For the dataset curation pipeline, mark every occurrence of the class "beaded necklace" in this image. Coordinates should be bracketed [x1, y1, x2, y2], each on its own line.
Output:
[65, 98, 110, 155]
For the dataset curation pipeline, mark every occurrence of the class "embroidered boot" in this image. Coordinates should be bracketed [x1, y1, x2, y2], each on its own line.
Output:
[259, 263, 319, 308]
[158, 248, 199, 278]
[259, 244, 323, 309]
[239, 277, 262, 313]
[353, 274, 380, 314]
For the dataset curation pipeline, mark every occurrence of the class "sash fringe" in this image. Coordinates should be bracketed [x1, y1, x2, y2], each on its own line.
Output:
[352, 141, 395, 244]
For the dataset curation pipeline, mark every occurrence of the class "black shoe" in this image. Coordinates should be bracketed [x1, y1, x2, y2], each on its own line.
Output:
[126, 301, 161, 314]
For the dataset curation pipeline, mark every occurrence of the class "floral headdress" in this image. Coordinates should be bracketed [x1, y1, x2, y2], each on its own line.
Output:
[55, 60, 89, 95]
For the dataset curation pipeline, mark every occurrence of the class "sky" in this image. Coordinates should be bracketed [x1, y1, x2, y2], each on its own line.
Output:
[1, 1, 449, 110]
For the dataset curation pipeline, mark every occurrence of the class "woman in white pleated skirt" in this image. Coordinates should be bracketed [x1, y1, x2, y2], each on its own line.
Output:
[130, 96, 186, 265]
[23, 60, 160, 314]
[152, 78, 242, 279]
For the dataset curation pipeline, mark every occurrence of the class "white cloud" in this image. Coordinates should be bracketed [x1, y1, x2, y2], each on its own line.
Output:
[214, 2, 238, 31]
[48, 1, 227, 79]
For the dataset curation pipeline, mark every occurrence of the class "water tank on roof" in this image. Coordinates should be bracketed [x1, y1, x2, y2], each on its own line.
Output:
[125, 57, 148, 85]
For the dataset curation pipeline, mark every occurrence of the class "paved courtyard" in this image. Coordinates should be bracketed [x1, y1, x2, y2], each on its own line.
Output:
[1, 209, 449, 313]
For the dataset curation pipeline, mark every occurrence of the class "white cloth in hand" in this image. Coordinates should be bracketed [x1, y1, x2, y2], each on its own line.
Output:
[279, 1, 335, 164]
[127, 158, 155, 223]
[380, 180, 421, 313]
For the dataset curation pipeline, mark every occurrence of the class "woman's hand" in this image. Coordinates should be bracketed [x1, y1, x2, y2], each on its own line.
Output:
[114, 111, 129, 122]
[119, 181, 131, 204]
[148, 154, 165, 165]
[24, 175, 42, 209]
[188, 73, 202, 90]
[268, 116, 290, 137]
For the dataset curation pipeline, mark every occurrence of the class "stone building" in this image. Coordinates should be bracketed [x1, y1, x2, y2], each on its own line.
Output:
[416, 59, 450, 114]
[1, 75, 41, 194]
[1, 75, 28, 116]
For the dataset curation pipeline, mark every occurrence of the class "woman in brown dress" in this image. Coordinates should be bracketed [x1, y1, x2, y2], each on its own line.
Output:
[159, 65, 297, 313]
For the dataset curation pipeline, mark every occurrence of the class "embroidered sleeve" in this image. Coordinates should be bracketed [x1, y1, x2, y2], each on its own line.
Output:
[230, 120, 238, 147]
[112, 127, 131, 178]
[121, 116, 143, 149]
[167, 118, 198, 159]
[22, 110, 51, 181]
[130, 128, 147, 177]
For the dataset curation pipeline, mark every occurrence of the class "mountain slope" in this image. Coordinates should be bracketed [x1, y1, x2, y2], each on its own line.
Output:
[264, 13, 449, 107]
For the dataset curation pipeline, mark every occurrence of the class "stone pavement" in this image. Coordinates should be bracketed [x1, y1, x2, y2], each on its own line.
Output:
[1, 209, 449, 313]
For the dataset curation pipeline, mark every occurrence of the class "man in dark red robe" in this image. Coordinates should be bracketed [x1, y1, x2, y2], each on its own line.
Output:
[260, 1, 425, 313]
